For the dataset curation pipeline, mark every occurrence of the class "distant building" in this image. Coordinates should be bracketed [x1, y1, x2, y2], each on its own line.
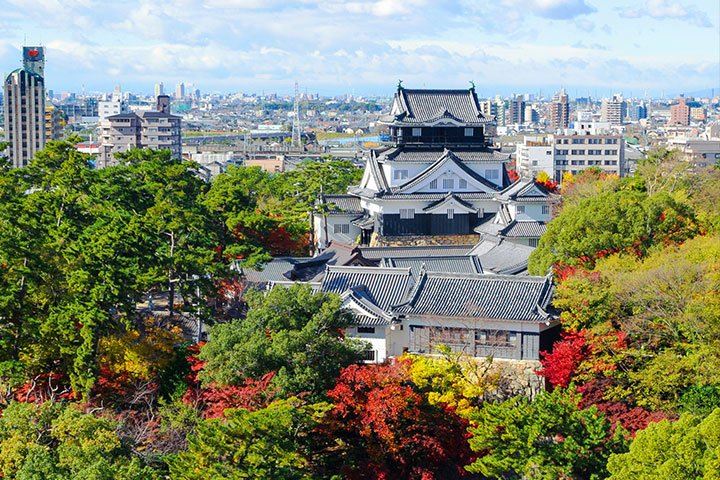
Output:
[98, 99, 129, 121]
[3, 46, 46, 168]
[175, 82, 185, 99]
[670, 97, 691, 126]
[601, 94, 627, 125]
[515, 136, 554, 177]
[632, 103, 648, 121]
[690, 106, 706, 122]
[98, 95, 181, 168]
[507, 94, 525, 125]
[155, 82, 164, 97]
[553, 133, 625, 180]
[45, 104, 65, 141]
[548, 89, 569, 129]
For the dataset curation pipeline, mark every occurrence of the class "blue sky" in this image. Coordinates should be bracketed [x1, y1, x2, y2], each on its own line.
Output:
[1, 0, 718, 98]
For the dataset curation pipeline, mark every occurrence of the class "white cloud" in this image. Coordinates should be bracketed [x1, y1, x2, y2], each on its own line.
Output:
[620, 0, 712, 27]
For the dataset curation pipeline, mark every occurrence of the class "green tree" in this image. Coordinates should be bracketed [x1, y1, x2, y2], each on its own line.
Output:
[0, 401, 158, 480]
[528, 188, 699, 275]
[166, 398, 330, 480]
[607, 409, 720, 480]
[465, 387, 627, 480]
[198, 283, 365, 401]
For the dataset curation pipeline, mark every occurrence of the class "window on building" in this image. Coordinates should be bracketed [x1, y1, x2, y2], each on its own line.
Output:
[429, 179, 437, 189]
[412, 127, 422, 137]
[605, 138, 617, 144]
[333, 223, 350, 234]
[477, 208, 485, 218]
[363, 350, 376, 362]
[529, 238, 539, 247]
[516, 205, 525, 214]
[394, 169, 409, 180]
[459, 179, 467, 189]
[357, 327, 376, 334]
[400, 208, 415, 219]
[485, 169, 499, 179]
[443, 178, 454, 189]
[572, 138, 585, 144]
[447, 208, 454, 219]
[464, 128, 474, 136]
[542, 205, 550, 215]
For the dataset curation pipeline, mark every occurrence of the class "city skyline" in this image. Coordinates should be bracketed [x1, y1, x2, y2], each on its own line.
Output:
[1, 0, 718, 97]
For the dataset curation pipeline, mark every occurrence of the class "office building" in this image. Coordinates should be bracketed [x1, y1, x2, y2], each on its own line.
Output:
[507, 94, 525, 125]
[154, 82, 164, 97]
[553, 133, 625, 180]
[175, 82, 185, 99]
[3, 46, 46, 168]
[98, 95, 181, 168]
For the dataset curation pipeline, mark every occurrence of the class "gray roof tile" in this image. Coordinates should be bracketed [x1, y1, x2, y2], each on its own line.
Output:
[321, 266, 413, 311]
[383, 89, 492, 125]
[359, 245, 474, 261]
[393, 271, 554, 322]
[498, 221, 547, 238]
[380, 147, 509, 164]
[380, 256, 483, 277]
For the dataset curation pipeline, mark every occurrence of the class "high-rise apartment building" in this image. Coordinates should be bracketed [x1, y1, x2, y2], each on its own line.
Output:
[601, 94, 627, 125]
[3, 46, 46, 168]
[155, 82, 164, 97]
[175, 82, 185, 99]
[507, 94, 525, 124]
[45, 104, 65, 141]
[98, 95, 181, 168]
[670, 97, 691, 126]
[548, 88, 569, 128]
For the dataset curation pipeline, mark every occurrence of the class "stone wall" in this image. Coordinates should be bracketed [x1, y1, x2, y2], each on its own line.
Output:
[487, 358, 546, 400]
[369, 232, 480, 247]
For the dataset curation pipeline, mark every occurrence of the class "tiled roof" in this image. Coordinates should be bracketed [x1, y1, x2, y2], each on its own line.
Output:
[381, 192, 496, 200]
[469, 237, 535, 275]
[342, 286, 395, 327]
[380, 147, 509, 164]
[393, 271, 554, 322]
[321, 266, 413, 311]
[422, 193, 477, 213]
[380, 256, 483, 277]
[322, 194, 363, 215]
[496, 179, 551, 202]
[498, 221, 547, 238]
[240, 257, 313, 284]
[384, 88, 491, 125]
[392, 150, 501, 193]
[359, 245, 474, 261]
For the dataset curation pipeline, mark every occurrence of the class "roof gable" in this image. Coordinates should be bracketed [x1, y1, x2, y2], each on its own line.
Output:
[394, 150, 501, 194]
[321, 266, 413, 311]
[385, 88, 490, 125]
[422, 193, 477, 214]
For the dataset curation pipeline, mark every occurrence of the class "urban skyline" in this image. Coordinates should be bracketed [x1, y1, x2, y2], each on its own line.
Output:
[1, 0, 718, 97]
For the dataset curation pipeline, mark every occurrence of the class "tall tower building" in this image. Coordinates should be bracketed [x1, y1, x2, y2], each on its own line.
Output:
[507, 94, 525, 125]
[175, 82, 185, 99]
[155, 82, 164, 97]
[4, 46, 46, 168]
[548, 88, 569, 129]
[601, 94, 627, 125]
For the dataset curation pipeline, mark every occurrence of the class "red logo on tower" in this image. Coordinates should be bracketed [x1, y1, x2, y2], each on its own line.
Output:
[28, 50, 38, 57]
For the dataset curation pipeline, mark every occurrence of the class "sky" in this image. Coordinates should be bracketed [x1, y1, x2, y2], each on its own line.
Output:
[1, 0, 719, 98]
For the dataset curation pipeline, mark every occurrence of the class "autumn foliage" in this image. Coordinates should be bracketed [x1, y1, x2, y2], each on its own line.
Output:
[324, 361, 475, 479]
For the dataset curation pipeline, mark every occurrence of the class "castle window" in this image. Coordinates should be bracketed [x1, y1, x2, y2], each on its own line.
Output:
[394, 170, 408, 180]
[443, 179, 454, 189]
[464, 128, 474, 136]
[400, 209, 415, 219]
[412, 128, 422, 136]
[447, 208, 454, 219]
[429, 179, 437, 189]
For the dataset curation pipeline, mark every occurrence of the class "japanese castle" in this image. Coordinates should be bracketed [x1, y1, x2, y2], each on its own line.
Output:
[249, 85, 562, 369]
[315, 85, 554, 248]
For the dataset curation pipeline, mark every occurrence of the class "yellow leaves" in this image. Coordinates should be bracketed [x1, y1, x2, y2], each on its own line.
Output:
[98, 316, 184, 380]
[406, 350, 501, 418]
